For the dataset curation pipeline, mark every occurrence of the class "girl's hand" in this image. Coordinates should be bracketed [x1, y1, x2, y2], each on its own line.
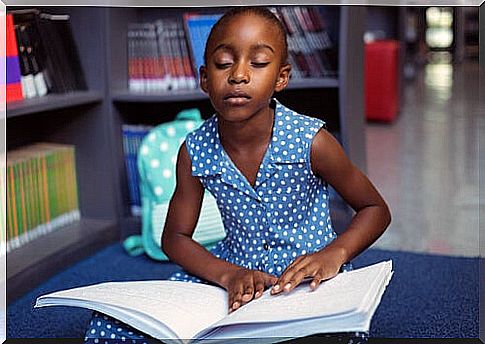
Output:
[221, 268, 277, 313]
[270, 247, 346, 295]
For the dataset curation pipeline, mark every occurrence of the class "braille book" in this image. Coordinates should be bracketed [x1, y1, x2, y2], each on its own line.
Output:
[35, 260, 393, 342]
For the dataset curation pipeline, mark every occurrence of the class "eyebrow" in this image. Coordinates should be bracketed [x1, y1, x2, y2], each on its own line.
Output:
[211, 43, 275, 55]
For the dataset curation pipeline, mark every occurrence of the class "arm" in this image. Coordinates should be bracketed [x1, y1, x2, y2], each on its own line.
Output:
[271, 129, 391, 294]
[162, 142, 276, 311]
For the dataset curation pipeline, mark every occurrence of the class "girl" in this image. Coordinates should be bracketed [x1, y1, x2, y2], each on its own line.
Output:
[85, 6, 390, 343]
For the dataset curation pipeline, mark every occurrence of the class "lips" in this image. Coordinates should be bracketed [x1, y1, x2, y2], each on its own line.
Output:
[223, 91, 251, 106]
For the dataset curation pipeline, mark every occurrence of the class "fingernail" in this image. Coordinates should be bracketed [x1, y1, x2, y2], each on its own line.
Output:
[255, 291, 261, 297]
[284, 283, 291, 291]
[273, 285, 280, 292]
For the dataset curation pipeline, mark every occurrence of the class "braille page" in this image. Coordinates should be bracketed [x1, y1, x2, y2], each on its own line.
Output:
[212, 261, 392, 328]
[36, 280, 228, 340]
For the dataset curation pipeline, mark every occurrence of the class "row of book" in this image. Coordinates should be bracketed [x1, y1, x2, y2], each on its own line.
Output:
[6, 143, 80, 252]
[128, 19, 199, 92]
[0, 158, 6, 255]
[127, 6, 339, 93]
[273, 6, 338, 78]
[122, 125, 153, 216]
[6, 10, 87, 103]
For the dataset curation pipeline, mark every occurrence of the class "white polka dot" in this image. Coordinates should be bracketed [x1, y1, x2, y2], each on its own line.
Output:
[167, 126, 176, 136]
[150, 159, 160, 168]
[140, 145, 149, 155]
[159, 142, 169, 152]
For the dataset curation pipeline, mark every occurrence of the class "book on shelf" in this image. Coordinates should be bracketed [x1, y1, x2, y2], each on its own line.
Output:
[9, 9, 87, 97]
[122, 124, 153, 217]
[183, 12, 222, 79]
[5, 13, 24, 103]
[273, 6, 338, 79]
[35, 260, 393, 342]
[0, 155, 5, 255]
[6, 143, 80, 252]
[126, 6, 339, 94]
[128, 18, 197, 93]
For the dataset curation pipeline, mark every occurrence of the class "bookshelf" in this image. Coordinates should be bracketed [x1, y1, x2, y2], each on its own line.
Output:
[5, 7, 119, 303]
[6, 5, 366, 302]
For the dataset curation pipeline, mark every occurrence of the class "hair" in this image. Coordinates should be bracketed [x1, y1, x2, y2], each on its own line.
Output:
[203, 6, 289, 66]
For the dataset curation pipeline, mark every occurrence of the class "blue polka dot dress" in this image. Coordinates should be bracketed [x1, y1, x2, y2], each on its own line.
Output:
[84, 99, 368, 343]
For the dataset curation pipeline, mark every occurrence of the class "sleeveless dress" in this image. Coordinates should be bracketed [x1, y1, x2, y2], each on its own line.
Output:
[84, 99, 368, 343]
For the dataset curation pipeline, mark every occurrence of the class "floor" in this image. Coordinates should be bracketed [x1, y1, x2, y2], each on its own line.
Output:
[366, 60, 482, 258]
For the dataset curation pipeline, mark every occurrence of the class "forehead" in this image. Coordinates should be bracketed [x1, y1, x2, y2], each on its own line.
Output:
[209, 13, 283, 51]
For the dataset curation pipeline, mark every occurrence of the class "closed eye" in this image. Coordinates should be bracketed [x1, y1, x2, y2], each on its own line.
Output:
[252, 62, 270, 68]
[215, 62, 232, 69]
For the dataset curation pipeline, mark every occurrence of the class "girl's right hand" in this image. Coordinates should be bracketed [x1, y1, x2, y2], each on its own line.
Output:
[221, 268, 277, 313]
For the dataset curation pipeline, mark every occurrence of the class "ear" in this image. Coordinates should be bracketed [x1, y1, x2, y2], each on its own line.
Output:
[199, 65, 209, 93]
[274, 63, 291, 92]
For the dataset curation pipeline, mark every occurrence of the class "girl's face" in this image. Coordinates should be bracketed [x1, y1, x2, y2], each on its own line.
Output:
[200, 14, 291, 123]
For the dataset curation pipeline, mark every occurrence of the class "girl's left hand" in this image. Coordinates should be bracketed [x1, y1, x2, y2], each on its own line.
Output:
[270, 247, 347, 295]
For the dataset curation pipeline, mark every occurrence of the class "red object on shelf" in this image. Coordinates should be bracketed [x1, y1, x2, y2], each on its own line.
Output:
[365, 40, 400, 122]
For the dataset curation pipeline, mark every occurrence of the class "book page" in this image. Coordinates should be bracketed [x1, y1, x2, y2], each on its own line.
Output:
[213, 261, 391, 328]
[37, 280, 228, 340]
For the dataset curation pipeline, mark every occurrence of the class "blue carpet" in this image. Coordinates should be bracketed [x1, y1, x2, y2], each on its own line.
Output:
[7, 243, 480, 338]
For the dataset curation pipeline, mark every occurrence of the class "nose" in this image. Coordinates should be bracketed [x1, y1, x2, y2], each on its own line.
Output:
[228, 62, 250, 84]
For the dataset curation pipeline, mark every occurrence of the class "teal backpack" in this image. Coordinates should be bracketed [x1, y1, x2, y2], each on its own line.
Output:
[123, 109, 226, 260]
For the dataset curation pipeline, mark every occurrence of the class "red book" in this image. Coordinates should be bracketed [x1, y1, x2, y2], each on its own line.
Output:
[5, 13, 24, 103]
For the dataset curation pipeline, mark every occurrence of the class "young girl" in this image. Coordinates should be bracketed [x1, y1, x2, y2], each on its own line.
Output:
[85, 6, 390, 343]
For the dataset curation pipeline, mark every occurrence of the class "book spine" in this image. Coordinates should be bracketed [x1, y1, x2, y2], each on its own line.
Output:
[23, 156, 33, 242]
[168, 20, 185, 90]
[5, 14, 24, 103]
[140, 24, 150, 92]
[178, 20, 196, 89]
[154, 20, 170, 91]
[0, 162, 5, 254]
[6, 163, 15, 251]
[15, 23, 37, 98]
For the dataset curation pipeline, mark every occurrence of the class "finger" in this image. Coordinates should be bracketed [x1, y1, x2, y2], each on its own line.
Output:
[310, 268, 339, 291]
[272, 263, 306, 295]
[229, 284, 244, 312]
[241, 283, 254, 303]
[263, 274, 278, 287]
[283, 268, 308, 292]
[310, 273, 323, 291]
[229, 291, 243, 312]
[254, 279, 265, 299]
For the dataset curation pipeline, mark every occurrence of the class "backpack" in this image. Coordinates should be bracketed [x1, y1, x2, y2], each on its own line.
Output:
[123, 109, 226, 260]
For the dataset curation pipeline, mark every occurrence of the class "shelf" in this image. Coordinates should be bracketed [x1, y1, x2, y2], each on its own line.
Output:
[6, 90, 104, 119]
[111, 78, 339, 103]
[112, 89, 208, 103]
[287, 77, 339, 89]
[6, 218, 118, 303]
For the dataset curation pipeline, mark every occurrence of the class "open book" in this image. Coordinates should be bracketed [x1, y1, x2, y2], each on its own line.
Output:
[35, 260, 393, 343]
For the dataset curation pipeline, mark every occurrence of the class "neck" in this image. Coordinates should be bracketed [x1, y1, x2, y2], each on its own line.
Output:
[218, 106, 274, 153]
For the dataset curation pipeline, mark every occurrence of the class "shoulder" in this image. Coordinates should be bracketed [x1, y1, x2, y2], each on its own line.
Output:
[310, 128, 353, 177]
[275, 101, 326, 138]
[185, 115, 217, 154]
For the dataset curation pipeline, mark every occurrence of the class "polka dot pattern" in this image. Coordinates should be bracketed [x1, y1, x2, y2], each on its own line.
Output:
[83, 101, 366, 343]
[185, 99, 339, 276]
